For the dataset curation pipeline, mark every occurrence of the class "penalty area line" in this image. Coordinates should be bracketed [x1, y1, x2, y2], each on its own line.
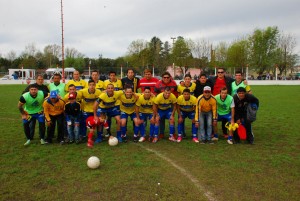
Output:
[137, 144, 217, 201]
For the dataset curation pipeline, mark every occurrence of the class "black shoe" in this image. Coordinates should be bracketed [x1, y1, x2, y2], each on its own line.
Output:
[182, 134, 187, 139]
[133, 136, 138, 143]
[122, 136, 127, 143]
[207, 140, 214, 144]
[75, 139, 80, 144]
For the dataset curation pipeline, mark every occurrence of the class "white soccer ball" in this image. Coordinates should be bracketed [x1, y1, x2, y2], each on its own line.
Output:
[87, 156, 100, 169]
[108, 137, 118, 146]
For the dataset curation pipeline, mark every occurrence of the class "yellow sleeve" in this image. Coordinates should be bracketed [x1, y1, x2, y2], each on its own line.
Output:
[195, 97, 200, 121]
[43, 101, 51, 122]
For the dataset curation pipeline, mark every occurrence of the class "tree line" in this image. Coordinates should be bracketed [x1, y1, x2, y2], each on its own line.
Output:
[0, 26, 298, 76]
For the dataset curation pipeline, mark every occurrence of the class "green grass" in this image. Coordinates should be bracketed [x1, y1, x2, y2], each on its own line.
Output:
[0, 85, 299, 201]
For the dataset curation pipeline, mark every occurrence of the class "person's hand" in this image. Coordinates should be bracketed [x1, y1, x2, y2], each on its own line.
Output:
[47, 121, 52, 127]
[67, 121, 72, 126]
[212, 120, 217, 126]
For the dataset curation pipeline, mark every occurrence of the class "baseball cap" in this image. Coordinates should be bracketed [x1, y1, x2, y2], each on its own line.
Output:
[50, 90, 58, 98]
[68, 92, 76, 99]
[203, 86, 211, 91]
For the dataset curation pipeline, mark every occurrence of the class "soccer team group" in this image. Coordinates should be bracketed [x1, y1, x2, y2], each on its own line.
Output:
[18, 67, 259, 147]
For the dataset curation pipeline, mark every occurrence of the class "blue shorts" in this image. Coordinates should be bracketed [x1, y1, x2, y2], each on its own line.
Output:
[23, 112, 45, 124]
[217, 113, 232, 122]
[179, 111, 195, 120]
[121, 112, 137, 120]
[97, 106, 120, 117]
[139, 113, 153, 121]
[158, 108, 172, 119]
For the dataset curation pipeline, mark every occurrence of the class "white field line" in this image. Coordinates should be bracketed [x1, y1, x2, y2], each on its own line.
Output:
[138, 144, 217, 201]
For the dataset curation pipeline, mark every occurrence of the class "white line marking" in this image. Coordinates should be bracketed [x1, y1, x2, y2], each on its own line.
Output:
[138, 144, 217, 201]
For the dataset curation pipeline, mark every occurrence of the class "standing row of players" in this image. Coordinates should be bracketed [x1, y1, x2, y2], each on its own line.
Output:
[18, 68, 259, 146]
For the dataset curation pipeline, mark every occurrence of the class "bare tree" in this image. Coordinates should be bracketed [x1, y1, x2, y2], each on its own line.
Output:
[6, 50, 17, 61]
[22, 43, 37, 58]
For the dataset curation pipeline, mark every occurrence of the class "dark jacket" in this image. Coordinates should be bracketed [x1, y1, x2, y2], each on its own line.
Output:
[22, 83, 49, 95]
[121, 77, 140, 93]
[194, 80, 212, 98]
[233, 93, 259, 121]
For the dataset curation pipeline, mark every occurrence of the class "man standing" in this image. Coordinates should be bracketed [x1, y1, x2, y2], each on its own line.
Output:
[153, 87, 177, 143]
[233, 87, 259, 144]
[194, 74, 211, 98]
[18, 84, 48, 146]
[208, 68, 234, 96]
[65, 70, 88, 91]
[91, 70, 104, 91]
[43, 91, 66, 144]
[103, 71, 123, 91]
[195, 86, 217, 144]
[231, 71, 251, 96]
[121, 68, 140, 93]
[48, 72, 66, 98]
[138, 69, 159, 93]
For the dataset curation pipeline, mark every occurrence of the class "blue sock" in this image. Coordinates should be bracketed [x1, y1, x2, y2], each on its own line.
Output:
[149, 124, 154, 137]
[214, 133, 218, 138]
[177, 123, 182, 135]
[192, 123, 197, 137]
[139, 124, 145, 137]
[170, 125, 175, 136]
[154, 125, 159, 137]
[121, 126, 126, 137]
[228, 136, 232, 140]
[134, 126, 139, 136]
[97, 131, 103, 139]
[117, 130, 121, 138]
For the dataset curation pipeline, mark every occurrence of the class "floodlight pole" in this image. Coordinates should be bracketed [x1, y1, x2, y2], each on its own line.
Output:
[171, 37, 176, 78]
[61, 0, 65, 83]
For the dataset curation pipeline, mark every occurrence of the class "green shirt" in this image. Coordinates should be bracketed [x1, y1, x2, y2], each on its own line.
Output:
[49, 82, 66, 97]
[231, 81, 247, 96]
[22, 91, 44, 114]
[215, 94, 234, 115]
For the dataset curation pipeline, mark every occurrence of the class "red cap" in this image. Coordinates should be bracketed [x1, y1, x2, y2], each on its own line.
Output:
[68, 93, 76, 99]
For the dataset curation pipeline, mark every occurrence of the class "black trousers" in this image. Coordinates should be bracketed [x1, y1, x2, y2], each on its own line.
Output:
[46, 114, 64, 142]
[23, 118, 45, 140]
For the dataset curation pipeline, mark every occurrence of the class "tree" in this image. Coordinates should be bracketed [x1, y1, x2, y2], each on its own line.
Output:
[188, 38, 210, 68]
[214, 41, 229, 67]
[227, 38, 250, 71]
[248, 26, 279, 74]
[6, 50, 17, 62]
[171, 36, 192, 75]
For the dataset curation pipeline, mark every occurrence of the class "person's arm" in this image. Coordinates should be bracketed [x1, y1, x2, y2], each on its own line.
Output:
[93, 98, 101, 118]
[195, 99, 200, 128]
[177, 103, 183, 124]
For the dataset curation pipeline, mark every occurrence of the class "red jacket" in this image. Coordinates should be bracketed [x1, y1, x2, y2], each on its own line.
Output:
[139, 77, 159, 93]
[154, 79, 178, 97]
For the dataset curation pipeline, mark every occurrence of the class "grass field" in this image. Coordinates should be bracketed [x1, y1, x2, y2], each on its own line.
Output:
[0, 85, 299, 201]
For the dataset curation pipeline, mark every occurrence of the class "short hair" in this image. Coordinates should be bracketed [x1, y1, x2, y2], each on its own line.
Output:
[162, 71, 171, 77]
[144, 86, 151, 91]
[184, 74, 192, 78]
[107, 83, 114, 88]
[164, 86, 171, 91]
[35, 74, 43, 79]
[183, 88, 191, 94]
[199, 73, 207, 78]
[220, 87, 228, 92]
[68, 84, 75, 88]
[235, 71, 243, 75]
[92, 70, 99, 74]
[127, 68, 134, 74]
[218, 67, 226, 71]
[88, 79, 95, 84]
[53, 73, 61, 78]
[237, 87, 246, 93]
[28, 84, 38, 89]
[144, 69, 152, 74]
[124, 86, 133, 91]
[109, 71, 116, 76]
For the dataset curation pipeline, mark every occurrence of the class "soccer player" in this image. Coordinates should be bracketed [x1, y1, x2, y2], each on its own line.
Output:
[231, 71, 251, 96]
[18, 84, 48, 146]
[48, 72, 66, 98]
[176, 88, 198, 143]
[194, 74, 212, 98]
[213, 87, 235, 144]
[138, 69, 159, 93]
[79, 80, 102, 141]
[153, 87, 177, 143]
[121, 68, 140, 93]
[135, 87, 157, 142]
[43, 91, 66, 144]
[86, 115, 111, 148]
[207, 67, 234, 96]
[64, 92, 81, 144]
[233, 87, 259, 144]
[93, 84, 123, 142]
[118, 87, 140, 142]
[91, 70, 104, 91]
[177, 74, 196, 95]
[103, 71, 123, 91]
[195, 86, 217, 144]
[63, 84, 82, 103]
[65, 70, 88, 91]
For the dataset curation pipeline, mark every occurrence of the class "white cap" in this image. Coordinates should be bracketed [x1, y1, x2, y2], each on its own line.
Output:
[203, 86, 211, 91]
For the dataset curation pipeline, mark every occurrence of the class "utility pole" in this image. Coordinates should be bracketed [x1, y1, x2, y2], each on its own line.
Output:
[60, 0, 65, 83]
[171, 37, 176, 78]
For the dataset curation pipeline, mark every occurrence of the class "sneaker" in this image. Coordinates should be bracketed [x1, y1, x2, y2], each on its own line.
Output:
[95, 137, 103, 143]
[212, 137, 219, 141]
[182, 134, 187, 139]
[159, 134, 164, 139]
[60, 140, 65, 145]
[69, 140, 74, 144]
[192, 138, 199, 143]
[105, 133, 110, 138]
[148, 137, 153, 142]
[177, 136, 182, 142]
[40, 139, 46, 145]
[200, 140, 206, 144]
[207, 140, 214, 144]
[117, 137, 123, 143]
[168, 136, 176, 142]
[122, 136, 127, 143]
[152, 137, 158, 143]
[75, 139, 80, 144]
[24, 139, 31, 146]
[139, 137, 146, 142]
[227, 139, 233, 145]
[133, 136, 138, 143]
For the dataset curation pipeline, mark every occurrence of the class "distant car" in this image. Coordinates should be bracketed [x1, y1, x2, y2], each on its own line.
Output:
[0, 75, 14, 80]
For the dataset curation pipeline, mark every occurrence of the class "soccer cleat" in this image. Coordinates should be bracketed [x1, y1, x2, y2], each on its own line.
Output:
[200, 140, 206, 144]
[168, 136, 176, 142]
[75, 139, 80, 144]
[212, 137, 219, 141]
[152, 137, 158, 143]
[148, 137, 153, 142]
[122, 136, 128, 143]
[68, 140, 74, 144]
[192, 138, 199, 143]
[105, 133, 110, 138]
[95, 137, 103, 144]
[139, 137, 146, 142]
[117, 137, 123, 143]
[60, 140, 65, 145]
[133, 136, 138, 143]
[24, 140, 31, 146]
[40, 139, 46, 145]
[227, 139, 233, 145]
[159, 134, 164, 139]
[177, 136, 182, 142]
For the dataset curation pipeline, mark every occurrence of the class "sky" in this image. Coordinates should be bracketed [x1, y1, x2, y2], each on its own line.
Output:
[0, 0, 300, 59]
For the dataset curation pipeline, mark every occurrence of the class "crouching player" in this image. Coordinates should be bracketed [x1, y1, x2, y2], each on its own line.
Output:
[176, 89, 198, 143]
[153, 87, 177, 143]
[135, 87, 157, 142]
[86, 115, 111, 147]
[213, 87, 235, 144]
[64, 92, 81, 144]
[93, 84, 123, 142]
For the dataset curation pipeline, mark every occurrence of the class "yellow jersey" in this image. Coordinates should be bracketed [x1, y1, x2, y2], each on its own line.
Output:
[177, 95, 197, 112]
[65, 79, 88, 91]
[136, 94, 155, 114]
[103, 79, 123, 91]
[154, 92, 177, 110]
[177, 82, 196, 95]
[97, 91, 123, 109]
[95, 80, 104, 91]
[63, 91, 82, 103]
[195, 95, 217, 121]
[80, 88, 102, 113]
[119, 94, 138, 114]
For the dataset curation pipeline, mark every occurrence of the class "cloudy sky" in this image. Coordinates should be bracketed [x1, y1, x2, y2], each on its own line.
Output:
[0, 0, 299, 59]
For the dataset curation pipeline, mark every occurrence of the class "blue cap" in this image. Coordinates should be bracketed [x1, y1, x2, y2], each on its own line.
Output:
[50, 90, 58, 98]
